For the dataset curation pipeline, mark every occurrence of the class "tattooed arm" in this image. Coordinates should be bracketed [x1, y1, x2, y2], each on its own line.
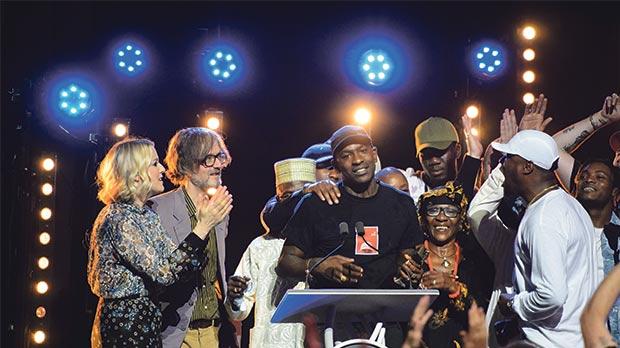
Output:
[553, 93, 620, 154]
[553, 94, 619, 189]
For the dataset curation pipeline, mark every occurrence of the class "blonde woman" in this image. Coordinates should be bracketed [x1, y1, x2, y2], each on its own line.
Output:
[87, 138, 232, 347]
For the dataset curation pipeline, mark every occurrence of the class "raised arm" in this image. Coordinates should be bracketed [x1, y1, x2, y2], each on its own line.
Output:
[553, 93, 619, 154]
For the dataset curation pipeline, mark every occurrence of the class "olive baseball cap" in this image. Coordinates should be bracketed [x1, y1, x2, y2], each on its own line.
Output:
[414, 117, 459, 155]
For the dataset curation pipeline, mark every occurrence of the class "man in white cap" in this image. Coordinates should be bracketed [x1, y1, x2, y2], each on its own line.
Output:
[493, 130, 598, 348]
[224, 158, 316, 348]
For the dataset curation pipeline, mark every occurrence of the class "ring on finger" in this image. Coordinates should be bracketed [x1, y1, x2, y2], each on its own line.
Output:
[432, 279, 437, 286]
[339, 274, 347, 282]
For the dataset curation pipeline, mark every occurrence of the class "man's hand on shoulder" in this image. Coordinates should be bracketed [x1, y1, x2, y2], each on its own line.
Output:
[303, 180, 341, 205]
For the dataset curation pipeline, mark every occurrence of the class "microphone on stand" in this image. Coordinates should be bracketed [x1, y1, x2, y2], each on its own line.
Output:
[355, 221, 380, 254]
[305, 222, 350, 288]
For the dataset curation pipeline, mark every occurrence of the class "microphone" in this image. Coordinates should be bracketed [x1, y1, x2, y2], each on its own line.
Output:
[355, 221, 380, 254]
[305, 222, 350, 288]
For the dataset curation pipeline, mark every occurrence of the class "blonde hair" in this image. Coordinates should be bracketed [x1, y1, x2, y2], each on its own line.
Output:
[96, 137, 155, 205]
[165, 127, 231, 186]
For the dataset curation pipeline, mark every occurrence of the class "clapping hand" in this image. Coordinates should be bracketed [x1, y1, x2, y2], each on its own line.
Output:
[194, 186, 233, 239]
[519, 93, 552, 131]
[461, 114, 484, 159]
[402, 295, 433, 348]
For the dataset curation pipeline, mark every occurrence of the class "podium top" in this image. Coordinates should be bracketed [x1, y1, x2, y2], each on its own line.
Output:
[271, 289, 439, 324]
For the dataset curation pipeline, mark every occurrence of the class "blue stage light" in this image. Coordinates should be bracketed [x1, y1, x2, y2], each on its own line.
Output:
[469, 40, 507, 80]
[359, 49, 393, 87]
[57, 83, 92, 118]
[205, 49, 239, 83]
[195, 36, 252, 95]
[340, 30, 412, 94]
[113, 42, 147, 76]
[38, 71, 106, 138]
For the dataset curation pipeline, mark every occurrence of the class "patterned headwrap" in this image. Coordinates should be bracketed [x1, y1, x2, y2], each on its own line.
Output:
[417, 181, 470, 233]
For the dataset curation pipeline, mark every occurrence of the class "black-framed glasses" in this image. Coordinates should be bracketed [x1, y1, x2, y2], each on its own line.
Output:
[202, 151, 227, 167]
[425, 206, 461, 218]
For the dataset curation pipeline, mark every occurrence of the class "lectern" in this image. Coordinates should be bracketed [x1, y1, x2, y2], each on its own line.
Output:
[271, 289, 439, 348]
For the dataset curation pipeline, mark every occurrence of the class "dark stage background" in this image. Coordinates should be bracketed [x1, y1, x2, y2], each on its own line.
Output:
[2, 2, 619, 347]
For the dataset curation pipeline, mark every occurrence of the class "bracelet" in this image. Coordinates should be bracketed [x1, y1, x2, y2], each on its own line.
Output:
[448, 282, 462, 299]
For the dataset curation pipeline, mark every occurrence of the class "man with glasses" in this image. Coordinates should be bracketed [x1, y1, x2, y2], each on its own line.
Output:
[149, 127, 238, 348]
[492, 130, 598, 347]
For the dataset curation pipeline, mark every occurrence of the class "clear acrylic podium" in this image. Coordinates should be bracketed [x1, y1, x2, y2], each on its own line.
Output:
[271, 289, 439, 348]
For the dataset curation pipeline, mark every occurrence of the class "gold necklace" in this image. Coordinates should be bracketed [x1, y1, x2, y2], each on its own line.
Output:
[427, 244, 457, 268]
[528, 184, 560, 206]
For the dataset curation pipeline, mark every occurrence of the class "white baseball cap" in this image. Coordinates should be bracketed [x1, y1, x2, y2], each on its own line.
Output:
[491, 130, 559, 170]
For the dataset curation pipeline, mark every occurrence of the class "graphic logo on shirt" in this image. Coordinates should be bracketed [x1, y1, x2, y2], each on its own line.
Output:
[355, 226, 379, 255]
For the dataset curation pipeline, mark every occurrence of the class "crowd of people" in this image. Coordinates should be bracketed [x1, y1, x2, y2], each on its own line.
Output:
[86, 92, 620, 348]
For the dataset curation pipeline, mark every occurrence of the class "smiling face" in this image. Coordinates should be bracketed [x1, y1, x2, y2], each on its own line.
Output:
[423, 203, 460, 245]
[333, 142, 377, 187]
[575, 161, 616, 208]
[188, 142, 225, 191]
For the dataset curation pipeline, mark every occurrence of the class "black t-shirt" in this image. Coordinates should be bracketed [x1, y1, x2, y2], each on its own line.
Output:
[283, 181, 423, 289]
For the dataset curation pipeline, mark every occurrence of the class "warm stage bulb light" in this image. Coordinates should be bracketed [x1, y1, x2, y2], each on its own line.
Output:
[466, 105, 480, 118]
[113, 123, 128, 137]
[33, 330, 46, 344]
[353, 108, 371, 125]
[36, 281, 49, 294]
[41, 183, 53, 196]
[523, 48, 536, 61]
[523, 93, 535, 104]
[206, 117, 221, 130]
[38, 257, 49, 270]
[41, 158, 55, 171]
[40, 208, 52, 220]
[522, 26, 537, 40]
[523, 70, 536, 83]
[39, 232, 51, 245]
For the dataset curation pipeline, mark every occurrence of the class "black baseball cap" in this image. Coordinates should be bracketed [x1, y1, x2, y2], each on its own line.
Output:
[329, 125, 372, 155]
[301, 143, 333, 169]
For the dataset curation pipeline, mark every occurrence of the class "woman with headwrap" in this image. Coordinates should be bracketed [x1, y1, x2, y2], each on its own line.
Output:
[399, 181, 494, 348]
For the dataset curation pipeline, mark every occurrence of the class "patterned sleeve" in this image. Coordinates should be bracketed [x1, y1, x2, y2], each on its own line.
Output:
[110, 216, 207, 286]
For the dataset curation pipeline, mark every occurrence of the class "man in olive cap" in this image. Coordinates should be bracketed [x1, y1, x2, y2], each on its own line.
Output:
[405, 116, 482, 204]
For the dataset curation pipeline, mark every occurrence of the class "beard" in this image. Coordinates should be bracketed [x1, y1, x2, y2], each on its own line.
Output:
[189, 173, 221, 191]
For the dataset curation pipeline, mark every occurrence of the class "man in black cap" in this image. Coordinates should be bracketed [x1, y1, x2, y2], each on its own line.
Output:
[276, 125, 423, 345]
[302, 143, 341, 182]
[260, 143, 341, 235]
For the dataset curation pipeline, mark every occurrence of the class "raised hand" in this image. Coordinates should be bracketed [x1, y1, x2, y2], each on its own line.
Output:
[313, 255, 364, 284]
[601, 93, 620, 121]
[519, 93, 552, 131]
[402, 295, 433, 348]
[500, 109, 518, 144]
[460, 301, 487, 348]
[461, 114, 484, 159]
[304, 179, 341, 205]
[194, 186, 233, 239]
